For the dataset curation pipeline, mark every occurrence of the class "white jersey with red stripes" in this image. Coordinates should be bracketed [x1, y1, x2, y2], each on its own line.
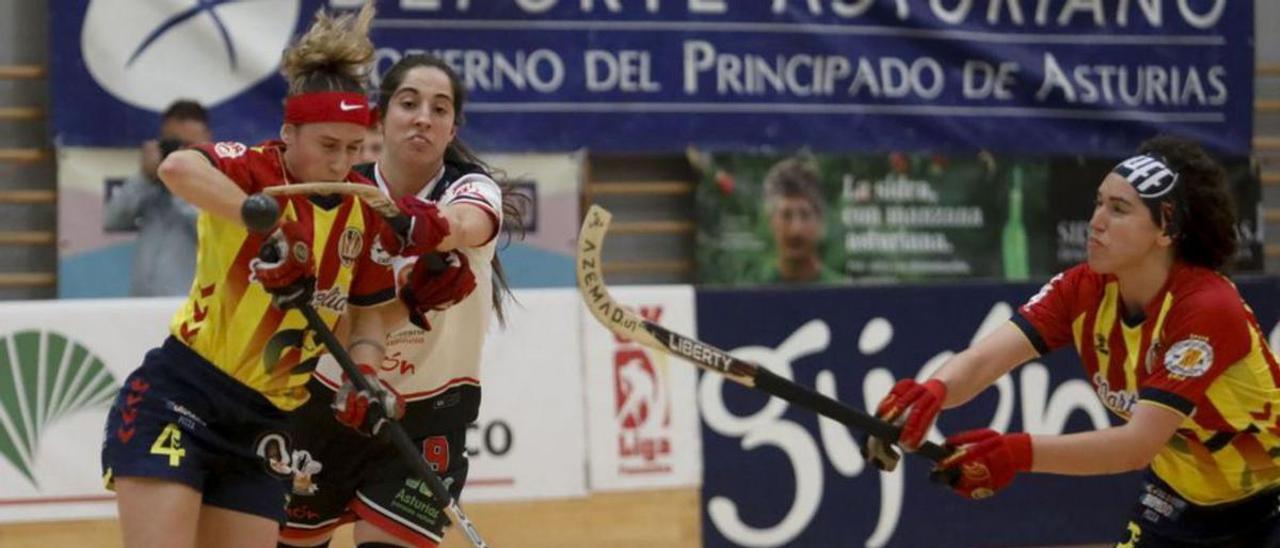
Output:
[314, 161, 502, 401]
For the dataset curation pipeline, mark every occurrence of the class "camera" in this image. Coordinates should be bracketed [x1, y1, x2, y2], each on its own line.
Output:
[157, 138, 187, 160]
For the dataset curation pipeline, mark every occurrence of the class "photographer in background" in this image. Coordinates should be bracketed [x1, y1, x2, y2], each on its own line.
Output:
[103, 99, 211, 296]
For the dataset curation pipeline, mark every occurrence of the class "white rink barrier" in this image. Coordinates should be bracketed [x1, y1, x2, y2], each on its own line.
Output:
[0, 288, 703, 522]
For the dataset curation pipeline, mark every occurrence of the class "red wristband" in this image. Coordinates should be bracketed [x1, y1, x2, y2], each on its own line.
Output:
[1007, 432, 1033, 472]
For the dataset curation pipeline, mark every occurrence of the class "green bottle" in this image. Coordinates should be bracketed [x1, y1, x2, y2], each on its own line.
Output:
[1002, 166, 1030, 280]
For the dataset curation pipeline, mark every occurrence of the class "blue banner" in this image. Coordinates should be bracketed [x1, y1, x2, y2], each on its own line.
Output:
[52, 1, 1252, 154]
[696, 277, 1280, 547]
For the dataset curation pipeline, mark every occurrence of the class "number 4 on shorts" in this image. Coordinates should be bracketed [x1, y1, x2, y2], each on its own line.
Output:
[150, 423, 186, 467]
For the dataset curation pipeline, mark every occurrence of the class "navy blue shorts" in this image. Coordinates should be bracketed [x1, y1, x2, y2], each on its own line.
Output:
[280, 379, 470, 547]
[101, 336, 293, 523]
[1116, 471, 1280, 547]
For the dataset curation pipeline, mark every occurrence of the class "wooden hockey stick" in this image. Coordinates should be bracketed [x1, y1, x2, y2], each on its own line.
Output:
[264, 182, 446, 270]
[576, 204, 953, 463]
[264, 182, 408, 232]
[294, 302, 489, 547]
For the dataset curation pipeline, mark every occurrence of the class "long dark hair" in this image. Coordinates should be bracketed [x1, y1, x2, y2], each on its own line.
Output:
[1136, 135, 1237, 271]
[377, 54, 527, 323]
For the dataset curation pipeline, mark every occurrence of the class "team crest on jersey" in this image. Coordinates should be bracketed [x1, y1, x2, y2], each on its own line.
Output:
[338, 227, 363, 267]
[1164, 337, 1213, 379]
[214, 142, 246, 159]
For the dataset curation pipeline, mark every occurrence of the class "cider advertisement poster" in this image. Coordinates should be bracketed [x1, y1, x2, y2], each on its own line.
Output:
[694, 151, 1055, 285]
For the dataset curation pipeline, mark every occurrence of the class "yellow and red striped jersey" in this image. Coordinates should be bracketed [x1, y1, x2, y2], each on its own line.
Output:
[1016, 262, 1280, 505]
[169, 140, 395, 410]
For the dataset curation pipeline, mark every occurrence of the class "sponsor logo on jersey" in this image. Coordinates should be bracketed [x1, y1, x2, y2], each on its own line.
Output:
[255, 431, 294, 478]
[214, 141, 247, 159]
[288, 449, 323, 496]
[81, 0, 300, 111]
[371, 237, 394, 269]
[312, 286, 348, 315]
[380, 350, 416, 376]
[286, 503, 321, 521]
[1093, 372, 1138, 417]
[165, 400, 208, 429]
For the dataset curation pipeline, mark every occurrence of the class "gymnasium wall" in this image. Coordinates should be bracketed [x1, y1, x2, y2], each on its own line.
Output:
[2, 278, 1278, 546]
[6, 1, 1276, 547]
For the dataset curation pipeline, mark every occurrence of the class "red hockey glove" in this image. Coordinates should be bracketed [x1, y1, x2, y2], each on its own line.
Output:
[933, 429, 1032, 500]
[331, 363, 405, 437]
[383, 196, 451, 256]
[875, 378, 947, 450]
[399, 250, 476, 331]
[249, 221, 315, 309]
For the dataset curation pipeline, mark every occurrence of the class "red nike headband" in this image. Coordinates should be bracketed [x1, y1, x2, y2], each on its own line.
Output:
[284, 91, 375, 127]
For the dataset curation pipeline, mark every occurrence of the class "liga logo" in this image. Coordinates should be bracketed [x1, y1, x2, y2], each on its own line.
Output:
[612, 306, 673, 474]
[81, 0, 301, 111]
[0, 330, 117, 486]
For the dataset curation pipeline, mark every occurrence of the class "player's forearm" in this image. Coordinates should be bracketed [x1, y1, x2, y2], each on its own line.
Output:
[158, 150, 248, 223]
[435, 203, 496, 251]
[1030, 402, 1181, 475]
[934, 351, 1002, 407]
[380, 297, 410, 330]
[346, 303, 389, 366]
[934, 323, 1037, 408]
[1029, 426, 1156, 476]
